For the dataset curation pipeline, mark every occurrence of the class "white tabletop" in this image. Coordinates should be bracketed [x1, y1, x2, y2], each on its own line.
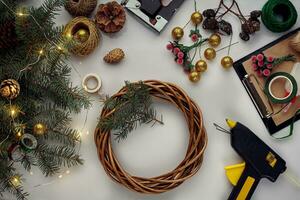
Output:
[16, 0, 300, 199]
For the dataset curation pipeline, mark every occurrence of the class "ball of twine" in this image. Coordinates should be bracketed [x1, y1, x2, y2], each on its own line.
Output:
[290, 31, 300, 53]
[262, 0, 297, 33]
[64, 17, 100, 56]
[94, 80, 208, 194]
[65, 0, 97, 17]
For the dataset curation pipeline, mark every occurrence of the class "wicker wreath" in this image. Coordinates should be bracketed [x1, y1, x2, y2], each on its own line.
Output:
[94, 80, 208, 194]
[64, 17, 100, 56]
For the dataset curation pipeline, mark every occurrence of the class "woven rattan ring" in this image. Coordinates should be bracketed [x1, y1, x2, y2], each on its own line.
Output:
[64, 16, 100, 56]
[65, 0, 97, 17]
[94, 80, 208, 194]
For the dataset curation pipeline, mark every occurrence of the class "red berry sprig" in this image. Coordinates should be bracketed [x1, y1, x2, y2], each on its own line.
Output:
[251, 53, 296, 78]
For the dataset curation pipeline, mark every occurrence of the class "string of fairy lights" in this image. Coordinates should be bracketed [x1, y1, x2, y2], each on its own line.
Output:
[0, 0, 90, 190]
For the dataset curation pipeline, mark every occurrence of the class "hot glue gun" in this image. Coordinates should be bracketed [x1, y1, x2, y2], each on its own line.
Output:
[224, 119, 287, 200]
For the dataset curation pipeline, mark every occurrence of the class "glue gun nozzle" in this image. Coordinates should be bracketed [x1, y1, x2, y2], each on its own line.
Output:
[226, 119, 237, 129]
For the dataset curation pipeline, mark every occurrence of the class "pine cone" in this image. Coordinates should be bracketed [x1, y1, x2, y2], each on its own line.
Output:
[0, 20, 18, 49]
[241, 21, 256, 34]
[0, 79, 20, 100]
[218, 20, 232, 35]
[95, 1, 126, 33]
[104, 48, 125, 64]
[202, 18, 218, 30]
[203, 9, 216, 18]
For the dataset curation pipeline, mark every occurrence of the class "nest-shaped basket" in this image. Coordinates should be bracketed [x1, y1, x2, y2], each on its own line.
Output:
[65, 0, 97, 17]
[94, 80, 208, 194]
[64, 16, 100, 56]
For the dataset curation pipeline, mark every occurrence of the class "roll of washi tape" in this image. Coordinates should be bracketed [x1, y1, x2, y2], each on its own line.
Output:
[262, 0, 298, 33]
[82, 73, 102, 94]
[20, 134, 38, 151]
[264, 72, 298, 104]
[7, 144, 25, 161]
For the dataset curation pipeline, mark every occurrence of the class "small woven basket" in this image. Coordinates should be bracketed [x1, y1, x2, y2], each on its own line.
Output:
[94, 80, 208, 194]
[65, 0, 97, 17]
[64, 17, 100, 56]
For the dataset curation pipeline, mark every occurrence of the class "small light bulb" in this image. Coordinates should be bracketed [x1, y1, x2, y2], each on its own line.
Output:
[66, 170, 70, 174]
[10, 176, 21, 187]
[39, 49, 44, 55]
[58, 174, 63, 179]
[57, 46, 63, 51]
[17, 12, 24, 16]
[86, 131, 89, 135]
[16, 131, 22, 138]
[30, 171, 34, 175]
[66, 33, 72, 39]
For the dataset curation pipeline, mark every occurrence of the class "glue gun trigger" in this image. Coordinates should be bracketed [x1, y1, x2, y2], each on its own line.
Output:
[225, 162, 246, 186]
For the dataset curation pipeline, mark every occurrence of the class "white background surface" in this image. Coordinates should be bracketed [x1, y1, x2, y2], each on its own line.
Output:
[12, 0, 300, 199]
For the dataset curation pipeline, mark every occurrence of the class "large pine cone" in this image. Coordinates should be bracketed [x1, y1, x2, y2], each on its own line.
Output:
[65, 0, 97, 17]
[94, 1, 126, 33]
[0, 79, 20, 100]
[0, 20, 18, 49]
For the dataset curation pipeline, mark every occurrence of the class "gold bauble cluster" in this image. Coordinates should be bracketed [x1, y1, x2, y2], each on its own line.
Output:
[170, 11, 233, 83]
[172, 27, 184, 40]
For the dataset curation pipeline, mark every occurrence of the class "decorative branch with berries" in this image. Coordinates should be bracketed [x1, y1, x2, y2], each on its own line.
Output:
[202, 0, 262, 41]
[251, 53, 296, 77]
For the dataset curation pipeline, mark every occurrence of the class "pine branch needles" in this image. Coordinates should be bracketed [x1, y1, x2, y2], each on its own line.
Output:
[98, 81, 163, 141]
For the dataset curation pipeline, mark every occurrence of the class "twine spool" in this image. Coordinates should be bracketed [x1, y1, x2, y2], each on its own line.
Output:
[65, 0, 97, 17]
[290, 31, 300, 53]
[262, 0, 297, 33]
[64, 17, 100, 56]
[95, 80, 208, 194]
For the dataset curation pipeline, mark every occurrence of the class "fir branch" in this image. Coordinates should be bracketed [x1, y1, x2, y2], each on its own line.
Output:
[0, 0, 89, 198]
[0, 162, 28, 200]
[273, 54, 296, 67]
[98, 81, 163, 141]
[34, 144, 83, 176]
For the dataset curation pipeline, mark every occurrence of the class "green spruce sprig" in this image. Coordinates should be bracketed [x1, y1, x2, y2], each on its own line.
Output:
[272, 54, 296, 67]
[98, 81, 163, 141]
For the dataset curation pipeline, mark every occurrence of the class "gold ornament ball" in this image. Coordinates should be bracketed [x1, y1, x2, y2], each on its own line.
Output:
[74, 29, 89, 43]
[189, 71, 201, 82]
[191, 11, 203, 25]
[172, 27, 184, 40]
[0, 79, 20, 100]
[204, 48, 216, 60]
[195, 60, 208, 72]
[221, 56, 234, 69]
[33, 123, 47, 135]
[209, 33, 221, 47]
